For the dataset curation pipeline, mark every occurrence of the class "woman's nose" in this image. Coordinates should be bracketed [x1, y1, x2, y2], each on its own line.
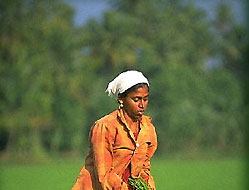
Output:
[138, 100, 144, 108]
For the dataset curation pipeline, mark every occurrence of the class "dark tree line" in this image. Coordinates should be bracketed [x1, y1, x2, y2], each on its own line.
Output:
[0, 0, 247, 160]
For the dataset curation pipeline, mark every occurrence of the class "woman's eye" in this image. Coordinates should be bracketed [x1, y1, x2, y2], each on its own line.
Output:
[133, 98, 139, 102]
[143, 97, 149, 101]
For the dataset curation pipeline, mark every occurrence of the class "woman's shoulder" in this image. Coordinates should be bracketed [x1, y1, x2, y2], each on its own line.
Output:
[142, 115, 153, 124]
[142, 115, 156, 129]
[94, 110, 118, 126]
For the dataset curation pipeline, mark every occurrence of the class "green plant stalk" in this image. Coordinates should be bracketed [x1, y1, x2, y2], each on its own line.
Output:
[128, 177, 149, 190]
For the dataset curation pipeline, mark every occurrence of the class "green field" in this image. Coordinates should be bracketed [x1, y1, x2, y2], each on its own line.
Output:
[0, 158, 246, 190]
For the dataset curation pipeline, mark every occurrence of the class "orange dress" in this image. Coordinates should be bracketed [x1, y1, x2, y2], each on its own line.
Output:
[72, 109, 157, 190]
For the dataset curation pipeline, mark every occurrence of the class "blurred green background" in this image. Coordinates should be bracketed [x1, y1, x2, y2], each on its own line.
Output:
[0, 0, 248, 189]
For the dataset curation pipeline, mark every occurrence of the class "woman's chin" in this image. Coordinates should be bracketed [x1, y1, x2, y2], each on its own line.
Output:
[134, 113, 143, 120]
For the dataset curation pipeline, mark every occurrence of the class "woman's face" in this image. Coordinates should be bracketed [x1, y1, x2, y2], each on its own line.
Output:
[121, 86, 149, 121]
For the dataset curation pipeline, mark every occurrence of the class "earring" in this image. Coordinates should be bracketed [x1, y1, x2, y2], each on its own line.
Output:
[119, 100, 124, 108]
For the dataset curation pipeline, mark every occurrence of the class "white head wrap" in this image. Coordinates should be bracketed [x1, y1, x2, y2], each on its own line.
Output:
[106, 70, 149, 98]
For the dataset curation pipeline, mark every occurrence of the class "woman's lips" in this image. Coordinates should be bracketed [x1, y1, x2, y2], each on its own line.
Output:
[137, 110, 145, 115]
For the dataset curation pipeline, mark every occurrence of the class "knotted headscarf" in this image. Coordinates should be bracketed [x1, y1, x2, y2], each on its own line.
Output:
[106, 70, 149, 98]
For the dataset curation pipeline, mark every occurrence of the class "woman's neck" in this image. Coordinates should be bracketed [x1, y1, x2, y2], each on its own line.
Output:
[122, 109, 140, 133]
[122, 109, 137, 123]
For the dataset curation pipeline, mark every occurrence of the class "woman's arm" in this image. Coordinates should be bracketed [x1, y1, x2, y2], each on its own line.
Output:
[140, 124, 157, 189]
[91, 122, 128, 190]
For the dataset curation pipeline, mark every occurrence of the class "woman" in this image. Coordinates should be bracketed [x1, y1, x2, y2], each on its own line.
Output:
[72, 70, 157, 190]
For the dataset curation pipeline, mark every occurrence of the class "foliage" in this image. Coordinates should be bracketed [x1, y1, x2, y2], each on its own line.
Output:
[128, 177, 149, 190]
[0, 0, 247, 159]
[150, 64, 243, 153]
[0, 0, 84, 158]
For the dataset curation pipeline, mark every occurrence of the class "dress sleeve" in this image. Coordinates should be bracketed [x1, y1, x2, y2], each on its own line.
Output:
[139, 124, 157, 190]
[91, 122, 128, 190]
